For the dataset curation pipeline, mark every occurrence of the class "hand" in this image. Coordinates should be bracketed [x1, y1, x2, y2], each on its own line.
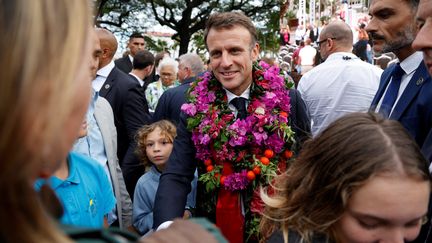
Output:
[140, 219, 218, 243]
[183, 209, 192, 219]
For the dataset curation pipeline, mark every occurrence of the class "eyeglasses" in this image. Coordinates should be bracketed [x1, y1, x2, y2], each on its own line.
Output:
[161, 73, 175, 78]
[317, 37, 337, 47]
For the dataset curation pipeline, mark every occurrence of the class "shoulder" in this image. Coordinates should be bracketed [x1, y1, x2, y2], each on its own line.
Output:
[69, 152, 105, 176]
[95, 96, 112, 110]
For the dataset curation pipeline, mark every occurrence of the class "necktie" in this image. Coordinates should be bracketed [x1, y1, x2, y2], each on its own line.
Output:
[379, 63, 405, 118]
[230, 97, 248, 119]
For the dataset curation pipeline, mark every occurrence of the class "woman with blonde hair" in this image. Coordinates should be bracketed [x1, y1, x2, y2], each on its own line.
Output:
[261, 112, 431, 243]
[0, 0, 93, 242]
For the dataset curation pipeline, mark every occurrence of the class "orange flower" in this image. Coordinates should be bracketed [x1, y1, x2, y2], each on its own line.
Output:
[253, 166, 261, 175]
[247, 171, 256, 181]
[206, 165, 214, 172]
[260, 156, 270, 165]
[264, 149, 274, 159]
[284, 150, 293, 159]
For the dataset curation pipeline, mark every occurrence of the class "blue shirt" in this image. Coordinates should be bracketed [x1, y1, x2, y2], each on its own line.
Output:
[73, 90, 108, 172]
[72, 89, 117, 224]
[132, 166, 197, 235]
[35, 152, 116, 228]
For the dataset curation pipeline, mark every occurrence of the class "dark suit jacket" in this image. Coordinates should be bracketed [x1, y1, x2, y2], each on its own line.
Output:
[115, 56, 133, 74]
[153, 87, 311, 228]
[370, 61, 432, 151]
[99, 66, 151, 197]
[152, 76, 196, 125]
[128, 74, 150, 109]
[370, 62, 432, 243]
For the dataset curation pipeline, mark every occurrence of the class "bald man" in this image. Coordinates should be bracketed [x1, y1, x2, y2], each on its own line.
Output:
[94, 28, 151, 198]
[298, 21, 383, 136]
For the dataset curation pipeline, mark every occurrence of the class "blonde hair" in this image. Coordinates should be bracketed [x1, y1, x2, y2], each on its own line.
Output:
[136, 120, 177, 167]
[0, 0, 91, 242]
[260, 112, 431, 243]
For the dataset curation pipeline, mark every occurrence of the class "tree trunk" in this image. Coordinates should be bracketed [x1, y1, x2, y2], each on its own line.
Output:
[178, 31, 191, 55]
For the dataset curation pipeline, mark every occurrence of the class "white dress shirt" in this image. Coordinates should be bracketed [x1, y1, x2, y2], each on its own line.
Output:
[129, 72, 144, 87]
[93, 61, 115, 92]
[375, 52, 424, 116]
[298, 52, 383, 136]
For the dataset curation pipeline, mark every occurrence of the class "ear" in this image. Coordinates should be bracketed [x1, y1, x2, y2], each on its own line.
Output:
[251, 43, 260, 61]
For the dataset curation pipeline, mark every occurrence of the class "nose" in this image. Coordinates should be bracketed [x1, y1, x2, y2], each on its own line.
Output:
[220, 52, 233, 68]
[412, 26, 430, 51]
[153, 142, 161, 152]
[365, 19, 376, 35]
[379, 228, 409, 243]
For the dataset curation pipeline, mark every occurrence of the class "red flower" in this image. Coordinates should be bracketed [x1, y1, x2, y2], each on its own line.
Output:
[250, 188, 265, 214]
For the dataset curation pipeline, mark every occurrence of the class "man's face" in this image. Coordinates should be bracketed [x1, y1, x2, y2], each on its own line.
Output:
[177, 61, 189, 83]
[90, 33, 102, 79]
[128, 37, 145, 57]
[366, 0, 417, 54]
[207, 25, 259, 96]
[412, 0, 432, 75]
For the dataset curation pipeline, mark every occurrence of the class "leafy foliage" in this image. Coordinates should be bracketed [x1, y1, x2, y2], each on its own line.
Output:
[95, 0, 280, 55]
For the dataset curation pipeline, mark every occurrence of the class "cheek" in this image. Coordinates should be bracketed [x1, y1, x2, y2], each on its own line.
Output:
[66, 62, 92, 141]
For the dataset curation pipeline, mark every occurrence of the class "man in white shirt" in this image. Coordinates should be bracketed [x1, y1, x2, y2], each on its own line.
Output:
[298, 38, 317, 74]
[298, 21, 382, 136]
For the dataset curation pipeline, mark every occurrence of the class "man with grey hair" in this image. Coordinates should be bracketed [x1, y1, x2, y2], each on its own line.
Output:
[152, 53, 205, 124]
[177, 53, 205, 84]
[298, 21, 382, 136]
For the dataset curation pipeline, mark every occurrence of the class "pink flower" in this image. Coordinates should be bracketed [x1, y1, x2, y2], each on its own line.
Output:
[181, 103, 197, 116]
[223, 170, 249, 191]
[253, 131, 268, 145]
[265, 133, 285, 153]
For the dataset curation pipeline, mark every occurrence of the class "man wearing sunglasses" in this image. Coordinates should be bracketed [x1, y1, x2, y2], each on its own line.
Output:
[298, 21, 382, 136]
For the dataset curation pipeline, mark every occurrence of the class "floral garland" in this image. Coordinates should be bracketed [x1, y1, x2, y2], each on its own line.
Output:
[181, 61, 296, 239]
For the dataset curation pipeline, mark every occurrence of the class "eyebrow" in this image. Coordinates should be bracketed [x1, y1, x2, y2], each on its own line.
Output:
[350, 210, 426, 225]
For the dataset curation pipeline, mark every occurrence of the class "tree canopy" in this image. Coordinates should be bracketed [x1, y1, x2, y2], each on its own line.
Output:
[95, 0, 281, 55]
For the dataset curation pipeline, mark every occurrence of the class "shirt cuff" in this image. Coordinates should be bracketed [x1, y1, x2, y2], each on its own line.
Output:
[156, 221, 173, 231]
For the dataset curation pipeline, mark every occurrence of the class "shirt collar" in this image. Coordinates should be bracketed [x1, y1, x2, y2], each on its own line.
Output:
[96, 61, 115, 78]
[128, 54, 133, 63]
[325, 52, 358, 62]
[399, 52, 423, 76]
[224, 84, 251, 104]
[48, 154, 80, 189]
[129, 72, 144, 87]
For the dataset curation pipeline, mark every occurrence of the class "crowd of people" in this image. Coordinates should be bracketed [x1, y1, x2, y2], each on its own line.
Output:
[2, 0, 432, 242]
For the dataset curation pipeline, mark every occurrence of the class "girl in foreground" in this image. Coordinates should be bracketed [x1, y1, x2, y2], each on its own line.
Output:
[261, 112, 431, 243]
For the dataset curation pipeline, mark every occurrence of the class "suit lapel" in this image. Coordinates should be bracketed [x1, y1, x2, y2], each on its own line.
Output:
[370, 66, 394, 109]
[127, 57, 133, 71]
[390, 62, 430, 120]
[99, 68, 117, 97]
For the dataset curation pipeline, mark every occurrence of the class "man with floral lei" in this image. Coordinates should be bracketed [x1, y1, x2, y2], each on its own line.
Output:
[153, 11, 311, 242]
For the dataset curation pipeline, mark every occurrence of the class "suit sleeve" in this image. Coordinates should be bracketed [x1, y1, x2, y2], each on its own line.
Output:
[153, 112, 197, 228]
[115, 159, 133, 228]
[289, 89, 311, 149]
[121, 81, 151, 197]
[152, 91, 169, 123]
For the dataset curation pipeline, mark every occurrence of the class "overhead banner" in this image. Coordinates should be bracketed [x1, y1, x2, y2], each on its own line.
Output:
[309, 0, 316, 25]
[298, 0, 306, 26]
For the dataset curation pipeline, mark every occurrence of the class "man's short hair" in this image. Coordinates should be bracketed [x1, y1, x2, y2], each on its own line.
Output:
[133, 50, 154, 70]
[129, 32, 144, 40]
[179, 53, 205, 76]
[204, 11, 257, 49]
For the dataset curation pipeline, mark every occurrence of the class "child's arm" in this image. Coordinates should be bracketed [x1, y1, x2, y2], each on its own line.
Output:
[132, 179, 154, 235]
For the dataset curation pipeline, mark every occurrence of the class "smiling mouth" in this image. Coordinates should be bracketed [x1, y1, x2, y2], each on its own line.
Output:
[220, 71, 237, 77]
